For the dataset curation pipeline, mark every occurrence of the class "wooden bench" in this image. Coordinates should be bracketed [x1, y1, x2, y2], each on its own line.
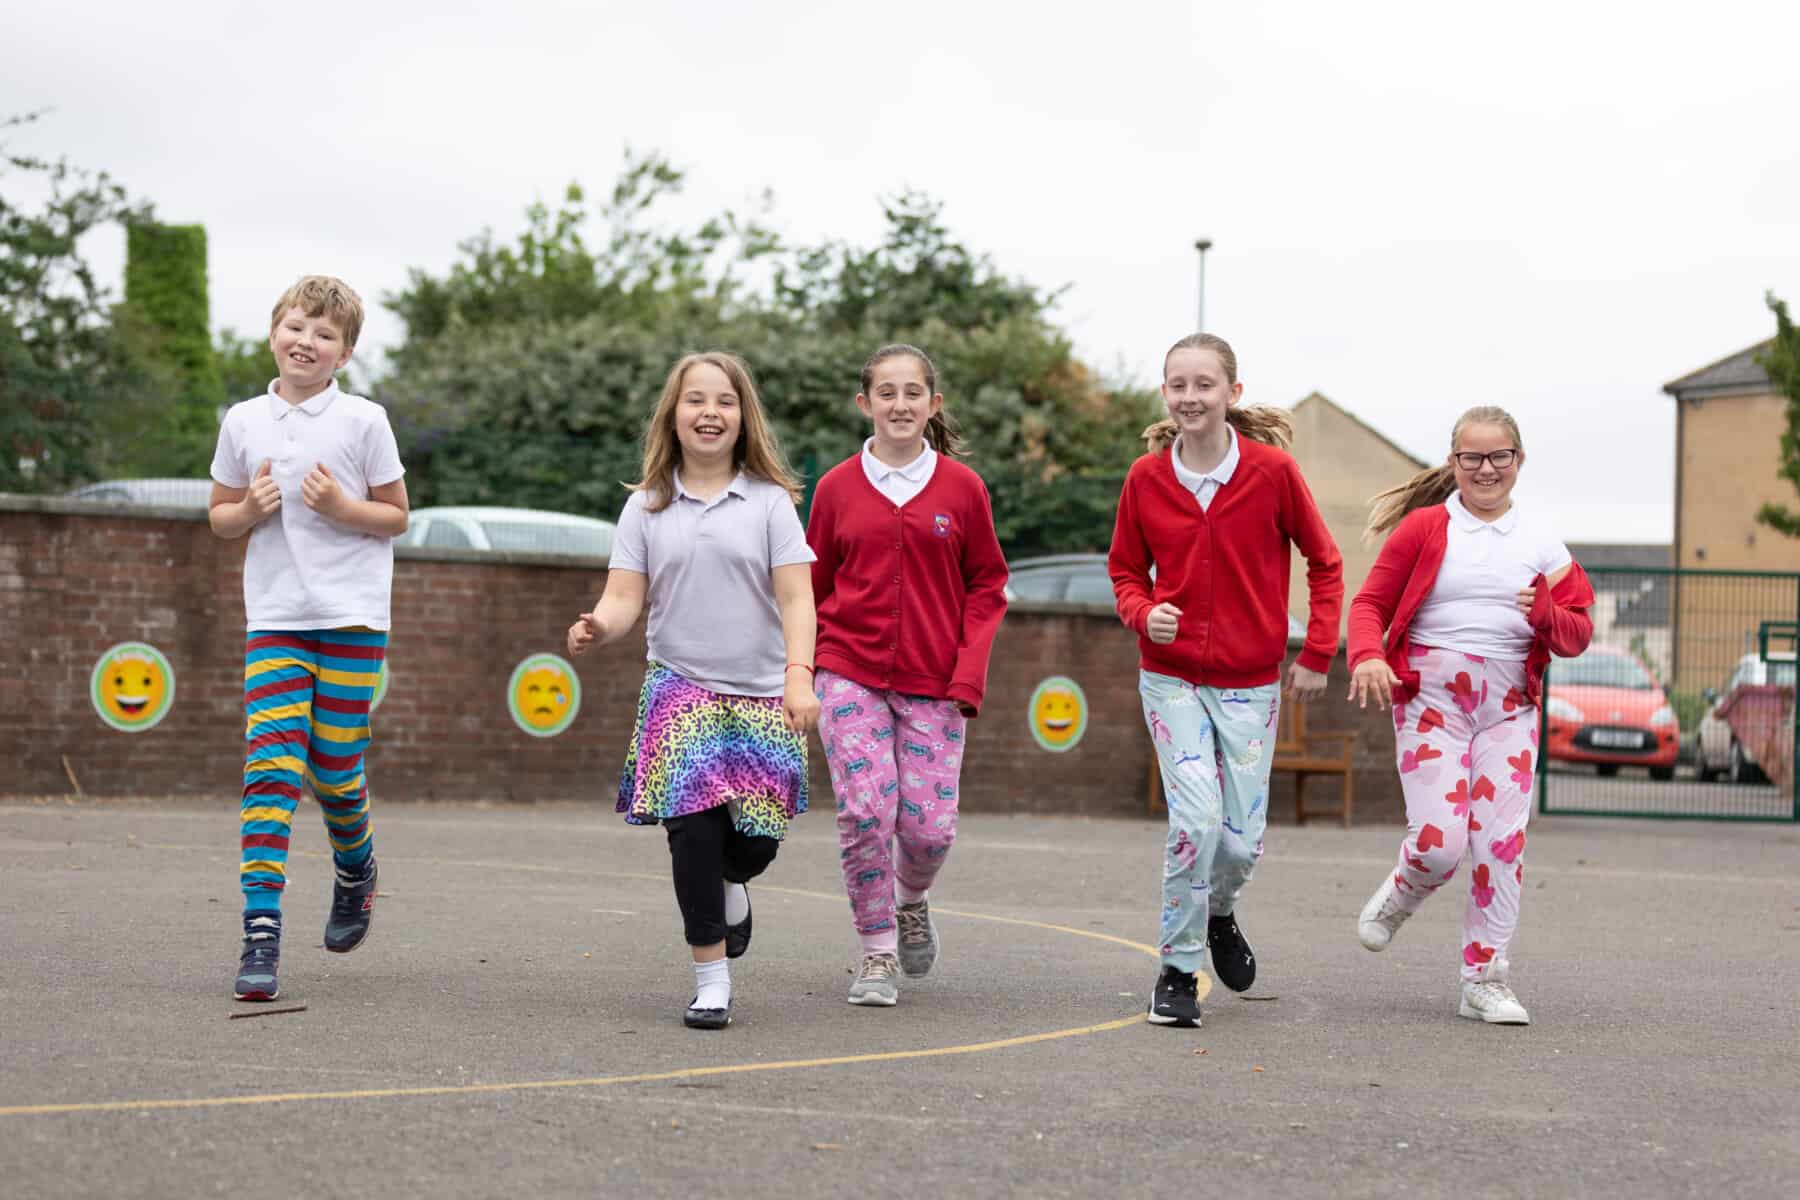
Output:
[1146, 701, 1355, 827]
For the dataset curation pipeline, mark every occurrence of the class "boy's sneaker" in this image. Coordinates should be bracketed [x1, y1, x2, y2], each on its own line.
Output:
[896, 900, 940, 977]
[1358, 874, 1413, 952]
[234, 940, 281, 1002]
[725, 885, 752, 959]
[847, 953, 901, 1006]
[324, 859, 377, 954]
[1207, 912, 1255, 992]
[1459, 962, 1531, 1025]
[1147, 965, 1202, 1027]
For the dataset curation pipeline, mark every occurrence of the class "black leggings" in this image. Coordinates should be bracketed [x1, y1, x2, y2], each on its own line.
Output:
[663, 806, 780, 947]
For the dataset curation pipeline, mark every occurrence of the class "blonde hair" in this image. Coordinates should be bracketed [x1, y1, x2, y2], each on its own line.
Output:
[1141, 332, 1292, 452]
[632, 351, 803, 512]
[1363, 405, 1524, 541]
[269, 275, 364, 347]
[860, 343, 967, 458]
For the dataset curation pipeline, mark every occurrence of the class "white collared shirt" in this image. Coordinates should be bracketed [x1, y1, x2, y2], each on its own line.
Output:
[609, 471, 817, 697]
[210, 380, 406, 631]
[1408, 492, 1572, 661]
[1170, 426, 1240, 512]
[859, 439, 938, 507]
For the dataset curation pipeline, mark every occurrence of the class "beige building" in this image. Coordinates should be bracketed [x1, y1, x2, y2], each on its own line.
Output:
[1663, 341, 1800, 690]
[1284, 392, 1428, 638]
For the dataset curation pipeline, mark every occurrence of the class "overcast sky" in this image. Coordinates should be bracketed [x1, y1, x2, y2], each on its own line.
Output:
[8, 2, 1799, 542]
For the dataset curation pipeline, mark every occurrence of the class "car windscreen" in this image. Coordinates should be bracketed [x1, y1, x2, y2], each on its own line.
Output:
[480, 520, 611, 557]
[1559, 652, 1656, 689]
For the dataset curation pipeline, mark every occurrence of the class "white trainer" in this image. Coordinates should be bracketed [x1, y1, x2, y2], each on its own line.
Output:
[1459, 962, 1531, 1025]
[1358, 874, 1413, 951]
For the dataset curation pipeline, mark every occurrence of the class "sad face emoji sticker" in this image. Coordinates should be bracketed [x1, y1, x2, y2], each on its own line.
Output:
[91, 642, 175, 732]
[1028, 676, 1088, 752]
[508, 653, 580, 737]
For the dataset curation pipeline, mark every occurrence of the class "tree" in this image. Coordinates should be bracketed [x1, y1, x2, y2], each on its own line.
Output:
[1756, 292, 1800, 537]
[0, 111, 157, 491]
[378, 152, 1151, 552]
[120, 221, 220, 473]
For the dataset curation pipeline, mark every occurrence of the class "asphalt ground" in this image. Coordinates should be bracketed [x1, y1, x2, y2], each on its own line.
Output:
[1, 798, 1796, 1199]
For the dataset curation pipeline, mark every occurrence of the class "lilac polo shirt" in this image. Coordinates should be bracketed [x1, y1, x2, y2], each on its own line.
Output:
[609, 471, 816, 697]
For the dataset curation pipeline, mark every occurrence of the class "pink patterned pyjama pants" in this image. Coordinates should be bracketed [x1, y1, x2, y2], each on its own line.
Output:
[815, 669, 967, 951]
[1389, 644, 1537, 981]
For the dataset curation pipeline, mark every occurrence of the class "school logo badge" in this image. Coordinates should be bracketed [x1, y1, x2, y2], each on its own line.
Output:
[933, 513, 952, 538]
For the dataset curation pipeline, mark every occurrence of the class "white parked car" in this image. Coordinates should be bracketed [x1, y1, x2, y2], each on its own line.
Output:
[65, 478, 214, 510]
[1695, 652, 1795, 783]
[395, 506, 616, 559]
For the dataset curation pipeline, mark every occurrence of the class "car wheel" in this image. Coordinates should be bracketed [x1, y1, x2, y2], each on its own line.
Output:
[1728, 740, 1766, 785]
[1595, 763, 1620, 778]
[1696, 755, 1719, 783]
[1649, 765, 1674, 782]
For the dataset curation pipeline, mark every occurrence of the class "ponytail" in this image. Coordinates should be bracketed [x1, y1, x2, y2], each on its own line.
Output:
[1141, 405, 1293, 454]
[925, 410, 967, 459]
[1364, 465, 1456, 542]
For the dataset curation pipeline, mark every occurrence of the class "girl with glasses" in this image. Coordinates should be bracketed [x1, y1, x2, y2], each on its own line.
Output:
[1346, 406, 1594, 1025]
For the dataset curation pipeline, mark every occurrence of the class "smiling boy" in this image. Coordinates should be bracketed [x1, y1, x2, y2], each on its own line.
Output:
[208, 276, 408, 1001]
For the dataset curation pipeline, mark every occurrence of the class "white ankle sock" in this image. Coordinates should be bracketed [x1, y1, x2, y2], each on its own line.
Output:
[693, 958, 730, 1010]
[724, 882, 749, 926]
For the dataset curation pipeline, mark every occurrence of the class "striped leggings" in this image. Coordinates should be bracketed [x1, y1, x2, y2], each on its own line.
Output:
[239, 629, 386, 915]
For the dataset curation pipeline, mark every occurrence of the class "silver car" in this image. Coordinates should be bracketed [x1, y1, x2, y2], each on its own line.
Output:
[1695, 652, 1795, 784]
[395, 506, 616, 559]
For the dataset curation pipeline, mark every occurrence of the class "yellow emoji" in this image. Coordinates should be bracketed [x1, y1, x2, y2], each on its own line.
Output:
[1028, 676, 1087, 752]
[508, 653, 580, 737]
[91, 642, 175, 732]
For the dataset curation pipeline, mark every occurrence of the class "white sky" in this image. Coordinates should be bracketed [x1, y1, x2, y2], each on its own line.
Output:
[8, 1, 1799, 542]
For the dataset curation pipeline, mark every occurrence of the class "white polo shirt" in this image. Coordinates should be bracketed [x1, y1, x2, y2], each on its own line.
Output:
[860, 438, 938, 506]
[210, 381, 406, 631]
[1408, 493, 1572, 661]
[609, 471, 817, 697]
[1170, 427, 1240, 512]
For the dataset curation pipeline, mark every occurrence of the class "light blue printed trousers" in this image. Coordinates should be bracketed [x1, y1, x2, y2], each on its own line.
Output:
[1139, 670, 1281, 974]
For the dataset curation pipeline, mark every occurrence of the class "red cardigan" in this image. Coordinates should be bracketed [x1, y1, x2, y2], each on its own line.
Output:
[1347, 505, 1595, 705]
[807, 455, 1010, 715]
[1108, 439, 1344, 687]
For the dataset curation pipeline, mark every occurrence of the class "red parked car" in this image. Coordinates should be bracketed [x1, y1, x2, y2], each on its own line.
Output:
[1543, 645, 1679, 780]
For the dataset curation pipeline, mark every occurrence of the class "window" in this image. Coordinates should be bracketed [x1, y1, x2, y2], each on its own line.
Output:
[422, 520, 474, 550]
[1559, 651, 1656, 690]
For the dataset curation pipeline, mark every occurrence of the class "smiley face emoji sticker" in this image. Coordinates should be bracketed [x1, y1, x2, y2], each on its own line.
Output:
[1028, 675, 1087, 752]
[508, 653, 580, 737]
[91, 642, 175, 732]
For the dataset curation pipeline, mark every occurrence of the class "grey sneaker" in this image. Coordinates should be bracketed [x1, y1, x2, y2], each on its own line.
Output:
[847, 953, 901, 1006]
[896, 900, 940, 977]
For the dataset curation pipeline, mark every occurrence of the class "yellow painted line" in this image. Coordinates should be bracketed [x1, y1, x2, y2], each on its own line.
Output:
[0, 1016, 1142, 1117]
[2, 843, 1165, 1120]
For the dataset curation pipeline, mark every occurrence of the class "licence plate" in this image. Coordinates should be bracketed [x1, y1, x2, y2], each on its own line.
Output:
[1590, 729, 1645, 749]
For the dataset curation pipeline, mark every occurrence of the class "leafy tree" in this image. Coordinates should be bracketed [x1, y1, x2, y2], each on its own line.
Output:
[1756, 292, 1800, 537]
[0, 112, 157, 491]
[120, 221, 220, 473]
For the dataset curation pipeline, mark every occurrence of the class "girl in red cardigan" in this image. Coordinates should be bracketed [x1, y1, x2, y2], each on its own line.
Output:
[806, 344, 1009, 1008]
[1109, 332, 1343, 1029]
[1348, 405, 1593, 1026]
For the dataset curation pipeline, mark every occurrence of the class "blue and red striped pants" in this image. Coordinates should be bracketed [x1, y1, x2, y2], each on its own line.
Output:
[239, 628, 386, 914]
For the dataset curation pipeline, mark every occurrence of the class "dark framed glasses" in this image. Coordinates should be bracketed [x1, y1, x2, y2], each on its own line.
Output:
[1453, 449, 1518, 471]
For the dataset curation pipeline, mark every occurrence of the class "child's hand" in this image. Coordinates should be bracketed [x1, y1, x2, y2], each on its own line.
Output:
[1145, 602, 1183, 645]
[568, 612, 604, 657]
[244, 459, 281, 523]
[1348, 659, 1404, 710]
[1516, 586, 1536, 616]
[301, 462, 346, 520]
[1285, 662, 1328, 701]
[783, 672, 820, 735]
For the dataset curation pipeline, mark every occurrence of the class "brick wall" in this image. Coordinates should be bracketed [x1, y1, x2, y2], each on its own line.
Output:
[0, 499, 1405, 822]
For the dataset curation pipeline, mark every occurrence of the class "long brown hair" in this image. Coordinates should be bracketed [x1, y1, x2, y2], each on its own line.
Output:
[1141, 332, 1292, 452]
[632, 351, 803, 512]
[1363, 405, 1524, 541]
[860, 343, 968, 458]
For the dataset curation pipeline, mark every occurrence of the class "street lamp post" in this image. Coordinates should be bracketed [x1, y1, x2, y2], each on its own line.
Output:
[1194, 238, 1213, 332]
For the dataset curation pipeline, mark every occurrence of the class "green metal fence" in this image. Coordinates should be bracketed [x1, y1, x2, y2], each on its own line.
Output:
[1538, 567, 1800, 821]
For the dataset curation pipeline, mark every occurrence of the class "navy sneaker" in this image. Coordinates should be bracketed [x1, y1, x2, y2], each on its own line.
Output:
[1147, 965, 1201, 1027]
[1208, 912, 1256, 993]
[234, 940, 281, 1002]
[725, 885, 751, 959]
[324, 859, 377, 954]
